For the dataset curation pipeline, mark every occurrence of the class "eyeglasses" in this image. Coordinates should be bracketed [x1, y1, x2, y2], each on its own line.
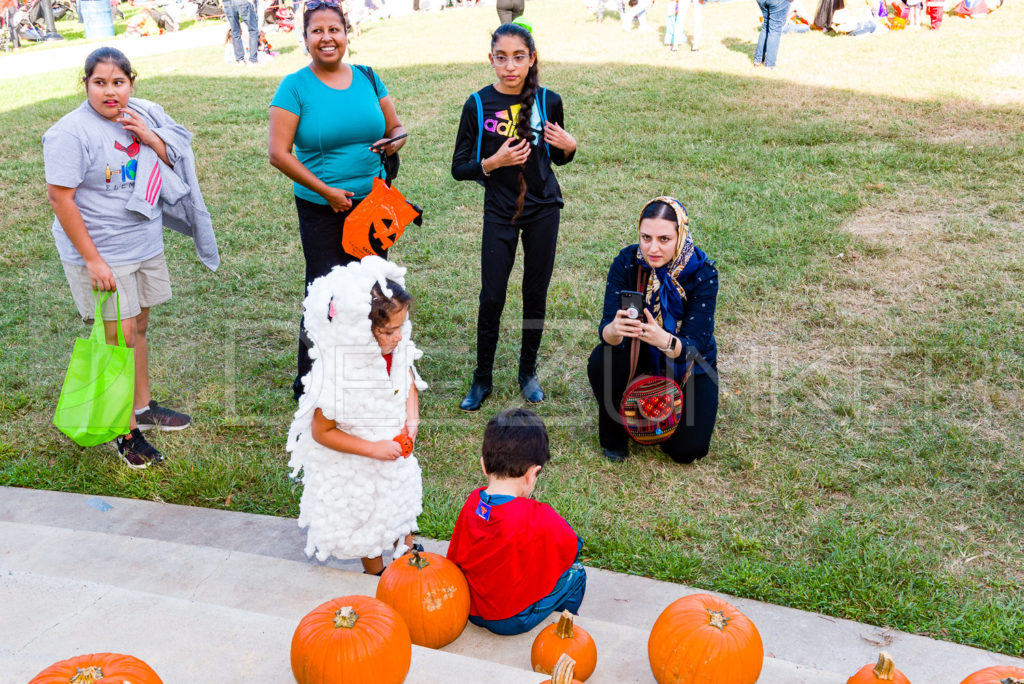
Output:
[491, 54, 531, 66]
[305, 0, 339, 10]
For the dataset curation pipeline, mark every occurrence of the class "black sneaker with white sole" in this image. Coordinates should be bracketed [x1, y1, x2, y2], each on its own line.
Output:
[135, 400, 191, 431]
[116, 428, 164, 468]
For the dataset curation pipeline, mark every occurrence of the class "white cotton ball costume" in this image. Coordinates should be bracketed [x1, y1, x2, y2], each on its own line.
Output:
[286, 256, 427, 562]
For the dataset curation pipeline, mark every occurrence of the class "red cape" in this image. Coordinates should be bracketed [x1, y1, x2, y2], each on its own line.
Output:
[447, 487, 579, 620]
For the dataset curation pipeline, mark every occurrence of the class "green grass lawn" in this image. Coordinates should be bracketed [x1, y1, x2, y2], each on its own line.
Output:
[2, 0, 1023, 657]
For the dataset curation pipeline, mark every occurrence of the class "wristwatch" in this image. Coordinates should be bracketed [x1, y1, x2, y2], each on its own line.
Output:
[659, 336, 678, 354]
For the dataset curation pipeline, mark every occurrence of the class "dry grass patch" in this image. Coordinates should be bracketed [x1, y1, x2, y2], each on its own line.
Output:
[720, 197, 1023, 465]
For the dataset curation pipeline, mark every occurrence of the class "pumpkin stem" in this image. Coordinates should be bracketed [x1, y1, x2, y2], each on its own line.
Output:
[333, 606, 359, 629]
[707, 609, 731, 631]
[554, 610, 576, 639]
[551, 653, 577, 684]
[408, 549, 430, 570]
[69, 667, 104, 684]
[999, 679, 1024, 684]
[872, 652, 897, 681]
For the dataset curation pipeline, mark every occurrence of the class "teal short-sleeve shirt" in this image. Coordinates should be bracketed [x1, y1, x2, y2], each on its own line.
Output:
[270, 65, 388, 204]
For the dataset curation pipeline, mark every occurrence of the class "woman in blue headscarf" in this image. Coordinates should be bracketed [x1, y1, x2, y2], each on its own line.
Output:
[587, 197, 719, 464]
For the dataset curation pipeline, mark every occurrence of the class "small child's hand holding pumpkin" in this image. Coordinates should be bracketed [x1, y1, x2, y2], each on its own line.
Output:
[393, 430, 414, 458]
[370, 439, 403, 461]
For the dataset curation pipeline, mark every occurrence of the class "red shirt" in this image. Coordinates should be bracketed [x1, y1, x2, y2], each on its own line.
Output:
[446, 487, 579, 620]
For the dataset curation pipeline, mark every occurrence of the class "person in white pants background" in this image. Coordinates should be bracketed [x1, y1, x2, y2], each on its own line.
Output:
[665, 0, 703, 51]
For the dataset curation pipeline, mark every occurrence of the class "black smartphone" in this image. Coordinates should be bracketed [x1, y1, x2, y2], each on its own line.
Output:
[619, 290, 644, 320]
[371, 133, 408, 151]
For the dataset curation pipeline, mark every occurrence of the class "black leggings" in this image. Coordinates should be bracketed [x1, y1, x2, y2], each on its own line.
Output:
[587, 342, 719, 464]
[474, 211, 560, 384]
[294, 195, 377, 397]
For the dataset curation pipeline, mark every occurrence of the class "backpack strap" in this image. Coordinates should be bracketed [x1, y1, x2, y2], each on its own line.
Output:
[356, 65, 390, 179]
[471, 91, 484, 165]
[355, 64, 380, 98]
[474, 89, 549, 163]
[538, 87, 550, 157]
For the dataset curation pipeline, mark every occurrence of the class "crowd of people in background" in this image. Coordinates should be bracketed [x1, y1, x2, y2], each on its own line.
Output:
[1, 0, 1007, 58]
[743, 0, 1005, 68]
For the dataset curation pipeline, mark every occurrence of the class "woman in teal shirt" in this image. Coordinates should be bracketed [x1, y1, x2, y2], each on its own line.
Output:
[269, 0, 406, 399]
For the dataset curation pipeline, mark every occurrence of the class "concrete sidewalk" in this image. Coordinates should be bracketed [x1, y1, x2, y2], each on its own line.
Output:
[1, 486, 1021, 682]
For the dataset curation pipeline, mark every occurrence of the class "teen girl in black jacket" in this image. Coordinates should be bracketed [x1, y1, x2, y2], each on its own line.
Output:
[451, 22, 576, 411]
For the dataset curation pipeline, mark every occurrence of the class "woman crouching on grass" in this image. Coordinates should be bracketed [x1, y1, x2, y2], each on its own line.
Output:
[43, 47, 216, 469]
[587, 197, 719, 464]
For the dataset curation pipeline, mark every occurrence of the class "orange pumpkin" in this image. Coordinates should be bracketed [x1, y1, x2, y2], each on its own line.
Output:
[542, 653, 586, 684]
[291, 595, 411, 684]
[375, 548, 470, 648]
[960, 666, 1024, 684]
[648, 593, 763, 684]
[847, 652, 911, 684]
[28, 653, 162, 683]
[531, 610, 598, 681]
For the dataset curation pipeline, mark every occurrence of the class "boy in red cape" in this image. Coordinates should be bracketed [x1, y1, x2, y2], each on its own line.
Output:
[446, 408, 586, 635]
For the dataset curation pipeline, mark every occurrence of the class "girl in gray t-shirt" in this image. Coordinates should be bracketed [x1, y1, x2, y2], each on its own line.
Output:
[43, 47, 193, 469]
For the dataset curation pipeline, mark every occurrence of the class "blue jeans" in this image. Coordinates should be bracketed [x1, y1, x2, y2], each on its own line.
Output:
[755, 0, 789, 66]
[224, 0, 258, 63]
[845, 19, 877, 35]
[469, 562, 587, 636]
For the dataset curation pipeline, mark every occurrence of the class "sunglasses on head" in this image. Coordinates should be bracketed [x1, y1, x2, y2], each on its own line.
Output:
[305, 0, 339, 10]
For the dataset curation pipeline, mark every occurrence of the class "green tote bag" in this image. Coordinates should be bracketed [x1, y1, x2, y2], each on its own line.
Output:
[53, 291, 135, 447]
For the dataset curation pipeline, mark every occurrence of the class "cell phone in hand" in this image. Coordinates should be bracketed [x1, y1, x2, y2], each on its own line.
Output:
[371, 133, 407, 151]
[619, 290, 644, 320]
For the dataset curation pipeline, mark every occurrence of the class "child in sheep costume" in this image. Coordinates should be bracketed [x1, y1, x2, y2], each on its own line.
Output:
[286, 256, 427, 573]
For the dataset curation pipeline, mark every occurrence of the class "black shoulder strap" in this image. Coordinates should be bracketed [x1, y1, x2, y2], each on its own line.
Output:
[355, 64, 380, 98]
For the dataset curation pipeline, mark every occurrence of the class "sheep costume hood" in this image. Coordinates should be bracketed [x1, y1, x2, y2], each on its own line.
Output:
[286, 256, 428, 561]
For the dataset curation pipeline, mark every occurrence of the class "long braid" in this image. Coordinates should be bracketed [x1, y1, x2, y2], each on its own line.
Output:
[512, 62, 538, 222]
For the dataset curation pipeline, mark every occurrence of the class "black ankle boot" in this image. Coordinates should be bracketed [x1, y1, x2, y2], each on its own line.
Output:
[459, 377, 492, 411]
[519, 373, 545, 404]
